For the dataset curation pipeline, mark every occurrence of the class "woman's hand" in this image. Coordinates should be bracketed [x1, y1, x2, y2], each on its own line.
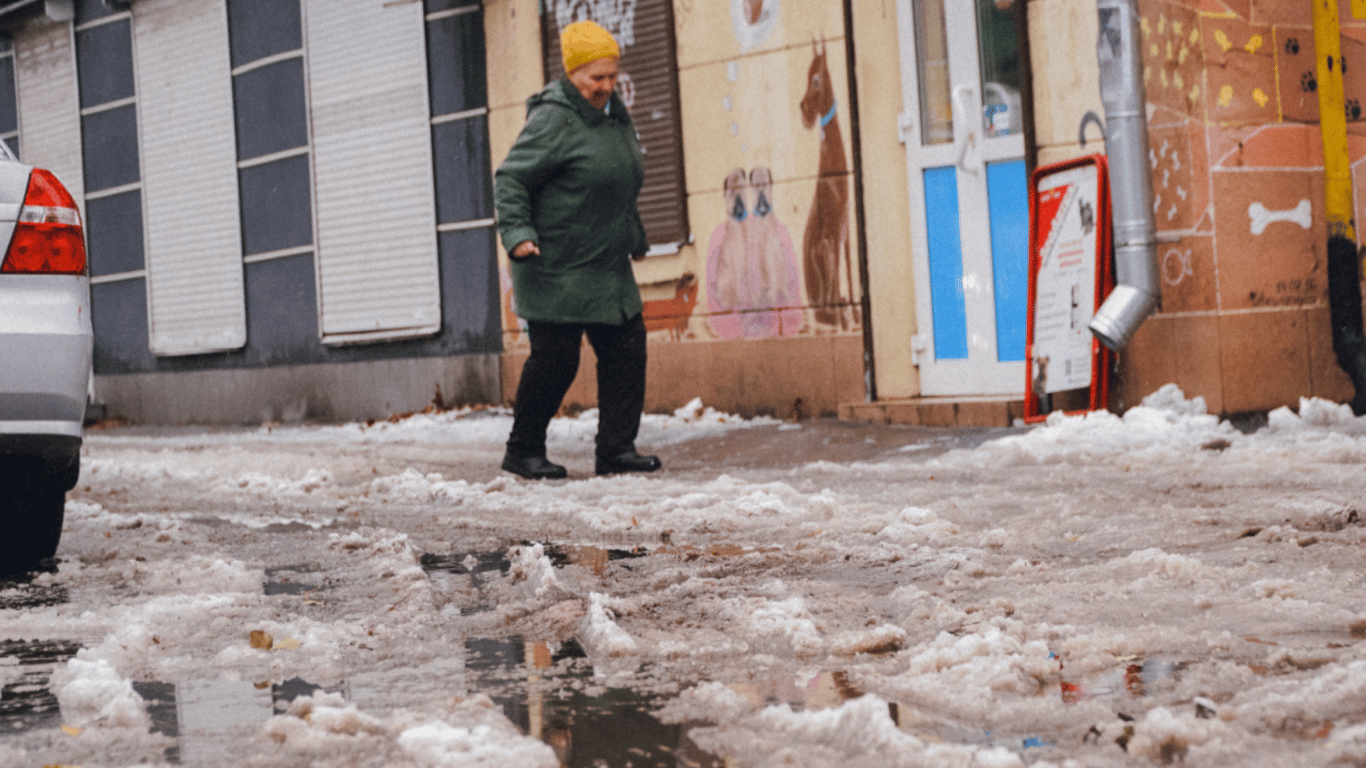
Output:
[511, 240, 540, 260]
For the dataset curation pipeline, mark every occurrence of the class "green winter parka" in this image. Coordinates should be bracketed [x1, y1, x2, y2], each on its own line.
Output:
[494, 78, 649, 325]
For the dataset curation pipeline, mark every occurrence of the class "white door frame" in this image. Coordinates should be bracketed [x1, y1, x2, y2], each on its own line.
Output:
[895, 0, 1026, 397]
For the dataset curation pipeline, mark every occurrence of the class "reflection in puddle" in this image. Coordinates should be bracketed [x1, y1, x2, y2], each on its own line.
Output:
[419, 550, 510, 576]
[0, 640, 82, 735]
[541, 544, 648, 576]
[1059, 655, 1184, 705]
[263, 563, 323, 597]
[132, 680, 180, 763]
[0, 574, 68, 610]
[466, 636, 711, 768]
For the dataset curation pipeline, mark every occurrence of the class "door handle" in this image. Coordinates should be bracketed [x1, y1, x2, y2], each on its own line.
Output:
[952, 85, 983, 174]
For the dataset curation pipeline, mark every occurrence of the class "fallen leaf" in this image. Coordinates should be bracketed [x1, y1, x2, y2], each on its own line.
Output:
[275, 638, 303, 650]
[250, 630, 274, 650]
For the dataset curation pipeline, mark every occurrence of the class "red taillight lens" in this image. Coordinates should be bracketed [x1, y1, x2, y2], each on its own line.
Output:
[0, 168, 86, 275]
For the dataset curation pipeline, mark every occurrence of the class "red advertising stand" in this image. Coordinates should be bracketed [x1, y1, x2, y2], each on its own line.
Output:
[1024, 155, 1114, 423]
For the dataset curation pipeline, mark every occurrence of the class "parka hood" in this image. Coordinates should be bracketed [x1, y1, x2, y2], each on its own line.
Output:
[526, 78, 633, 128]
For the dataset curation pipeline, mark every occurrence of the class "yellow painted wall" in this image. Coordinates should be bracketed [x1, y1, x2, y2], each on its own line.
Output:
[848, 0, 919, 399]
[1029, 0, 1104, 166]
[485, 0, 868, 416]
[488, 0, 866, 345]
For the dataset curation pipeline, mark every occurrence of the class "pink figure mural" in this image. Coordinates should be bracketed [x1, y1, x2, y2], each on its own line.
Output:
[707, 166, 802, 339]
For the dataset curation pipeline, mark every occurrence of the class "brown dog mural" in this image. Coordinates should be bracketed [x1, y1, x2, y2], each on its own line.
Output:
[799, 39, 856, 330]
[642, 272, 699, 341]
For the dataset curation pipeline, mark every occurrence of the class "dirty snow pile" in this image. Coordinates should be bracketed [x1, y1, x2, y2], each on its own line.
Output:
[1, 385, 1365, 767]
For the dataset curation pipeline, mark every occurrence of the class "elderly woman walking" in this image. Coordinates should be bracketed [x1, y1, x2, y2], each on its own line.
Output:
[494, 20, 663, 480]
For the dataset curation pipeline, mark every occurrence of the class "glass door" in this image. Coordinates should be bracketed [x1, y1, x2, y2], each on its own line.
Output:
[896, 0, 1028, 396]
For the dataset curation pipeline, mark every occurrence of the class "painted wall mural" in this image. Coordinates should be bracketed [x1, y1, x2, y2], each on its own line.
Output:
[500, 0, 863, 347]
[706, 167, 802, 338]
[1124, 0, 1366, 410]
[798, 39, 856, 331]
[731, 0, 777, 52]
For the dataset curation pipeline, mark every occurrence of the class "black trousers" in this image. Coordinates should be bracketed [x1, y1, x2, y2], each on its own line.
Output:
[506, 313, 647, 460]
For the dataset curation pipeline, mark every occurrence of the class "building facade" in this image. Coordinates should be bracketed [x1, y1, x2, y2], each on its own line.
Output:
[0, 0, 1359, 424]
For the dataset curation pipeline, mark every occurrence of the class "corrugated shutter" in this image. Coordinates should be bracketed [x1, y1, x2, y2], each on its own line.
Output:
[14, 19, 84, 213]
[306, 0, 440, 343]
[135, 0, 246, 354]
[541, 0, 689, 248]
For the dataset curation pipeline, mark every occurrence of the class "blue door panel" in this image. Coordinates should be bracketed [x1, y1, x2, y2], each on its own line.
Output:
[987, 159, 1028, 362]
[923, 166, 967, 360]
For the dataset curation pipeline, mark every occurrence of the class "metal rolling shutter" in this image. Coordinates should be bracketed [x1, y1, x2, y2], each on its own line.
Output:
[14, 19, 84, 212]
[306, 0, 440, 343]
[135, 0, 246, 354]
[541, 0, 689, 249]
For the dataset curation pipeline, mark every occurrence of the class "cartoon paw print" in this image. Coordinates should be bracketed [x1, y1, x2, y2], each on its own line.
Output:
[1285, 38, 1300, 56]
[1302, 71, 1317, 92]
[1348, 99, 1362, 121]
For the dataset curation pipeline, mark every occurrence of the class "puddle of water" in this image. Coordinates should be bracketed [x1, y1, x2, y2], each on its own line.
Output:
[541, 544, 649, 576]
[419, 550, 510, 576]
[0, 640, 82, 735]
[263, 563, 323, 597]
[1058, 655, 1185, 706]
[466, 636, 704, 768]
[420, 542, 774, 586]
[132, 680, 180, 763]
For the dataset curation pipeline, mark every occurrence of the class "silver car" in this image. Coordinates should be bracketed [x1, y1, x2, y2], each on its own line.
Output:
[0, 153, 91, 573]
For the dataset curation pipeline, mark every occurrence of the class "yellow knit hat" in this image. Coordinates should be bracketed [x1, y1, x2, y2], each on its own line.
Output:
[561, 20, 620, 74]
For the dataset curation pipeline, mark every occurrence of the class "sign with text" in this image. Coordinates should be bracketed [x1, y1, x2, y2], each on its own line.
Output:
[1024, 155, 1113, 422]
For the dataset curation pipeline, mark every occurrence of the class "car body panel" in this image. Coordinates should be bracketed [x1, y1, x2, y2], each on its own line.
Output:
[0, 161, 92, 494]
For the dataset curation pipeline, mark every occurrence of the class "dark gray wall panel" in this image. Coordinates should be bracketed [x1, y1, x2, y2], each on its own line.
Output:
[432, 115, 491, 224]
[232, 58, 308, 160]
[91, 278, 153, 374]
[426, 11, 485, 116]
[424, 0, 480, 12]
[74, 0, 119, 25]
[238, 154, 312, 255]
[0, 56, 16, 135]
[438, 226, 500, 350]
[227, 0, 302, 68]
[75, 19, 134, 108]
[243, 252, 316, 366]
[81, 105, 140, 191]
[85, 190, 144, 276]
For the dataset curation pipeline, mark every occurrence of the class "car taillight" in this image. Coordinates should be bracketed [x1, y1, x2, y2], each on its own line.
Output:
[0, 168, 86, 275]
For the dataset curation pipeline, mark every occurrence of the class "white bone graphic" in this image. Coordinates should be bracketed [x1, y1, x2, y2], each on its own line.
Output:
[1248, 199, 1311, 236]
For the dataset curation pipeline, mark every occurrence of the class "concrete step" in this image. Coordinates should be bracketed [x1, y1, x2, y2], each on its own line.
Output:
[839, 397, 1024, 428]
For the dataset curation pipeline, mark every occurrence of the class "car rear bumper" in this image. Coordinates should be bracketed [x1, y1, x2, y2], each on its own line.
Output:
[0, 432, 81, 463]
[0, 274, 93, 436]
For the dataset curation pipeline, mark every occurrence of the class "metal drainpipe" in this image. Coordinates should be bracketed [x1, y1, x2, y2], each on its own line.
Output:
[1087, 0, 1160, 351]
[1313, 0, 1366, 414]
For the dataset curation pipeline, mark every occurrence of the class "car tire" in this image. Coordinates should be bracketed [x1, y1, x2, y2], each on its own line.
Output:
[0, 467, 66, 574]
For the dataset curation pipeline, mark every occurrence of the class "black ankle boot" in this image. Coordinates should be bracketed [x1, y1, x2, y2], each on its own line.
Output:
[595, 449, 661, 476]
[501, 454, 568, 480]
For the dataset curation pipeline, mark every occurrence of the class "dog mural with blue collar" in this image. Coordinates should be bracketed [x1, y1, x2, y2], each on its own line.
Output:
[799, 38, 857, 331]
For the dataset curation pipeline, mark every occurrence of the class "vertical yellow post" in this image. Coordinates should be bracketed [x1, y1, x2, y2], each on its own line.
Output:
[1315, 0, 1366, 412]
[1315, 0, 1355, 242]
